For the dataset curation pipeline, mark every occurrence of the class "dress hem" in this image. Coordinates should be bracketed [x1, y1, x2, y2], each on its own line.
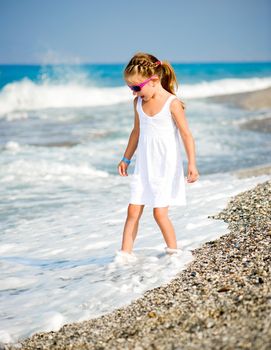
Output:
[129, 201, 187, 208]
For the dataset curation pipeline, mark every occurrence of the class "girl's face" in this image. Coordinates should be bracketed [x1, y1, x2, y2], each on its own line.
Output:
[125, 74, 158, 100]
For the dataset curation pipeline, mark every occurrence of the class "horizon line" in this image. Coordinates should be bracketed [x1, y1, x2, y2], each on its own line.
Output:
[0, 60, 271, 66]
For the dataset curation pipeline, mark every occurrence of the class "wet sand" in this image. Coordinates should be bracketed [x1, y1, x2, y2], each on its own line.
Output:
[206, 87, 271, 111]
[239, 116, 271, 133]
[232, 164, 271, 179]
[207, 87, 271, 134]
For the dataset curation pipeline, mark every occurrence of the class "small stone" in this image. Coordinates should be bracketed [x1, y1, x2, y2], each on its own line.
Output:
[217, 286, 231, 292]
[258, 277, 264, 284]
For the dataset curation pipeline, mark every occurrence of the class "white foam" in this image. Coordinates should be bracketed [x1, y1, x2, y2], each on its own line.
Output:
[185, 220, 213, 230]
[180, 77, 271, 99]
[0, 172, 270, 344]
[0, 78, 130, 116]
[0, 76, 271, 116]
[0, 277, 37, 291]
[113, 250, 138, 264]
[2, 159, 109, 183]
[84, 241, 112, 250]
[0, 244, 17, 254]
[42, 312, 66, 333]
[4, 141, 21, 152]
[0, 330, 13, 344]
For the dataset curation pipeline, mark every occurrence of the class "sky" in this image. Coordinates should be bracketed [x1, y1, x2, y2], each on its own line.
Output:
[0, 0, 270, 64]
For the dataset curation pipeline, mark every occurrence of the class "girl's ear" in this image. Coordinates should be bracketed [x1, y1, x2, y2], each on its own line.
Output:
[152, 76, 159, 86]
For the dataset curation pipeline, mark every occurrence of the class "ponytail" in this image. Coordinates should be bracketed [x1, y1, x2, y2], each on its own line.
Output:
[124, 52, 185, 110]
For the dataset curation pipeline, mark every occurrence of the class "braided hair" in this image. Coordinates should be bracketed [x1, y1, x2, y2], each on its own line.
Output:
[124, 52, 185, 110]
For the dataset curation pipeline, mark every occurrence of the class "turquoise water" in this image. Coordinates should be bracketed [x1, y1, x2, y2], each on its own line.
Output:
[1, 62, 271, 88]
[0, 62, 271, 174]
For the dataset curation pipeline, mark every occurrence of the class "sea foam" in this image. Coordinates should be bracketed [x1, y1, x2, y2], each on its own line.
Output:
[0, 172, 270, 343]
[0, 76, 271, 116]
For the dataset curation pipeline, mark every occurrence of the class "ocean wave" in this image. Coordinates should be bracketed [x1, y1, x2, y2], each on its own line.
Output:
[181, 76, 271, 98]
[0, 78, 130, 116]
[1, 158, 109, 183]
[0, 76, 271, 116]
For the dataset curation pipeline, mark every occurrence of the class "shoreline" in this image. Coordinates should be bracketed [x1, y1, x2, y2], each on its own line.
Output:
[232, 163, 271, 179]
[3, 88, 271, 350]
[206, 87, 271, 134]
[4, 175, 271, 349]
[205, 87, 271, 111]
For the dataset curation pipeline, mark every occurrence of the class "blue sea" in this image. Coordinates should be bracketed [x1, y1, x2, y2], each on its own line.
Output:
[0, 62, 271, 343]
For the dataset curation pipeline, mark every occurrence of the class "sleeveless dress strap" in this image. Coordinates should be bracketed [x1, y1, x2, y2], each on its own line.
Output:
[165, 95, 178, 113]
[167, 95, 178, 104]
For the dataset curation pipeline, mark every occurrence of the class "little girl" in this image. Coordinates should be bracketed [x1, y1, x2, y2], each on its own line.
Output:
[118, 52, 199, 257]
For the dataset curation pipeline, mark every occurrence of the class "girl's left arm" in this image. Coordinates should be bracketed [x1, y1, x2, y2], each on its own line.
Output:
[171, 99, 199, 183]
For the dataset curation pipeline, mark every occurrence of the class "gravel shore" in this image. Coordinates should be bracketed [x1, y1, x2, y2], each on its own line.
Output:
[206, 87, 271, 111]
[206, 87, 271, 134]
[4, 178, 271, 350]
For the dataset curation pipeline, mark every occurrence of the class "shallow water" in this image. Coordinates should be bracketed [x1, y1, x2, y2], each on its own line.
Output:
[0, 166, 269, 342]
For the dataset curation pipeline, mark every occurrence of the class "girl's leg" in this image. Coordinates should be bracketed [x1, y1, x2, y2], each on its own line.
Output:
[153, 206, 177, 249]
[121, 204, 144, 253]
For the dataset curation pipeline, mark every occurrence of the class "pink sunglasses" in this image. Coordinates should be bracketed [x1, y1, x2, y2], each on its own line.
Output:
[128, 75, 157, 92]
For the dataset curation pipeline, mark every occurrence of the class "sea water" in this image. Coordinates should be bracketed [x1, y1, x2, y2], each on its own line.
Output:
[0, 62, 271, 343]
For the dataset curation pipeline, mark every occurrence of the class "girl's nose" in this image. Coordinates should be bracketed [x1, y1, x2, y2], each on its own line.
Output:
[133, 91, 137, 96]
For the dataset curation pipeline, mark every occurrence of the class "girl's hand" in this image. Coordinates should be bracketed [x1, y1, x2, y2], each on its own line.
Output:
[118, 161, 129, 176]
[186, 164, 200, 183]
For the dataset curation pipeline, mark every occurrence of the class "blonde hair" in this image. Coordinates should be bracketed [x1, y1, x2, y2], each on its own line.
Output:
[124, 52, 185, 110]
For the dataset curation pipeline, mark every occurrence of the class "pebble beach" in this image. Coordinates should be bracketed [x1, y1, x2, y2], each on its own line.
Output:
[4, 178, 270, 350]
[2, 87, 271, 350]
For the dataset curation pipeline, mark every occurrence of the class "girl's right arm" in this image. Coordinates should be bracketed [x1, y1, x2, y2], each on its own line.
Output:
[171, 99, 199, 183]
[118, 97, 140, 176]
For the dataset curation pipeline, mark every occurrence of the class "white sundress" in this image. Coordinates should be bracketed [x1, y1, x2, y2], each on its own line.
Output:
[129, 94, 186, 208]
